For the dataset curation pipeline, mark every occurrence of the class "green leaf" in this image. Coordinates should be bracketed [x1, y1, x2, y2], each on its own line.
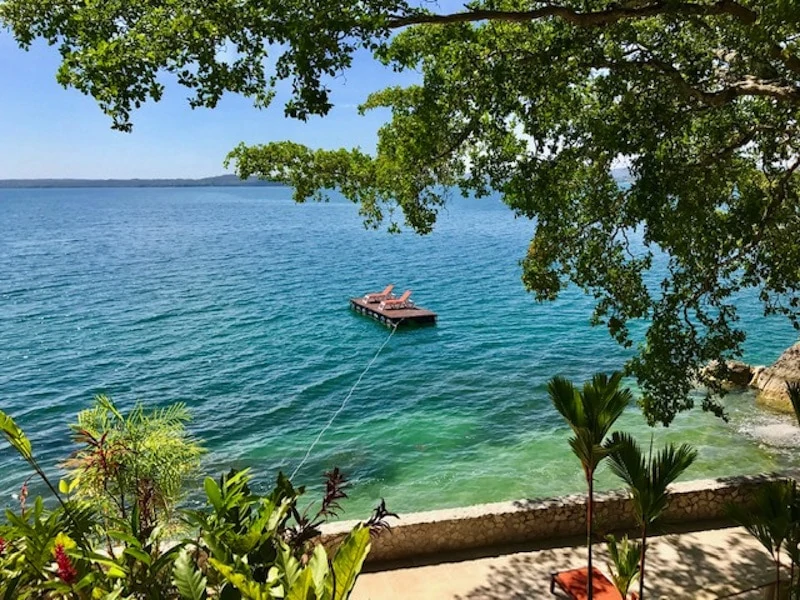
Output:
[330, 525, 371, 600]
[209, 558, 271, 600]
[605, 534, 641, 597]
[2, 576, 21, 600]
[107, 565, 127, 579]
[123, 546, 152, 565]
[308, 544, 330, 597]
[286, 568, 316, 600]
[95, 393, 124, 422]
[152, 543, 185, 575]
[173, 548, 207, 600]
[275, 541, 302, 590]
[85, 552, 130, 575]
[106, 530, 142, 547]
[205, 477, 223, 512]
[0, 410, 32, 460]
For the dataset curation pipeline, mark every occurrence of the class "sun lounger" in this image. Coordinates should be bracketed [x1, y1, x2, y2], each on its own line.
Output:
[379, 290, 413, 310]
[363, 284, 394, 304]
[550, 567, 637, 600]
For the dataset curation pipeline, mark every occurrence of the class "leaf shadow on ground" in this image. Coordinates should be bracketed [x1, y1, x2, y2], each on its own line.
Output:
[454, 524, 781, 600]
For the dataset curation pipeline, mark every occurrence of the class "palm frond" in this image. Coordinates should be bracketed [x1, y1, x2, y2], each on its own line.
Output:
[787, 382, 800, 428]
[608, 433, 697, 528]
[550, 372, 631, 471]
[606, 432, 647, 491]
[569, 430, 611, 473]
[583, 371, 632, 439]
[549, 376, 584, 430]
[652, 443, 698, 492]
[728, 493, 785, 559]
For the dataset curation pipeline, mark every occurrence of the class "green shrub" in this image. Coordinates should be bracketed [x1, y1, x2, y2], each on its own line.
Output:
[0, 400, 392, 599]
[64, 395, 203, 539]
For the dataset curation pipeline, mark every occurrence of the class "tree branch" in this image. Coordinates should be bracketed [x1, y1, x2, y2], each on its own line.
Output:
[387, 1, 800, 77]
[696, 128, 757, 167]
[602, 57, 800, 105]
[386, 1, 754, 29]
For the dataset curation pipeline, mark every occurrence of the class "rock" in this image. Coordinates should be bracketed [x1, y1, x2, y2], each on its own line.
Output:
[752, 365, 767, 382]
[702, 359, 755, 389]
[724, 361, 755, 387]
[751, 342, 800, 413]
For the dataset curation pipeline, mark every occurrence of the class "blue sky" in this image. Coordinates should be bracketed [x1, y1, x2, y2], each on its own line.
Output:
[0, 31, 418, 179]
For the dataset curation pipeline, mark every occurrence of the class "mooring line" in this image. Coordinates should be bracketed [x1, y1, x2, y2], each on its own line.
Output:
[290, 320, 402, 480]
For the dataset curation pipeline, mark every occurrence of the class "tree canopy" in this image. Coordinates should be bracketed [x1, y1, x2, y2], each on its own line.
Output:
[2, 0, 799, 425]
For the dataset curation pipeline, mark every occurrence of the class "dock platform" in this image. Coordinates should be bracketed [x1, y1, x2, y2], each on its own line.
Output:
[350, 298, 437, 327]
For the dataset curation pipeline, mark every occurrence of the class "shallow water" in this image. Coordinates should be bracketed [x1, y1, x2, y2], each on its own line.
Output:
[0, 186, 797, 518]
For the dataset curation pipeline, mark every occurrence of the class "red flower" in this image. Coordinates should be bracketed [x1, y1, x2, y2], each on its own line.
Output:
[54, 544, 77, 584]
[0, 537, 6, 554]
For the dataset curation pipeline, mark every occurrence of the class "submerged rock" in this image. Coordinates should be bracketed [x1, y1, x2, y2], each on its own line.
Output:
[751, 342, 800, 413]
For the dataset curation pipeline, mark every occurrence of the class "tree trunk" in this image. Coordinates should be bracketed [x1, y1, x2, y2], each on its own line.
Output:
[776, 547, 782, 600]
[639, 525, 647, 600]
[587, 470, 594, 600]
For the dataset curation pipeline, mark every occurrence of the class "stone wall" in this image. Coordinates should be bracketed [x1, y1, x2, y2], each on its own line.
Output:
[320, 474, 783, 564]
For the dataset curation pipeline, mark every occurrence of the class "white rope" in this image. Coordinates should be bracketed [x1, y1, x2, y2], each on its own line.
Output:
[290, 320, 401, 479]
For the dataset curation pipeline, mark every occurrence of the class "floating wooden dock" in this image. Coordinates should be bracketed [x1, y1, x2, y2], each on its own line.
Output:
[350, 297, 437, 327]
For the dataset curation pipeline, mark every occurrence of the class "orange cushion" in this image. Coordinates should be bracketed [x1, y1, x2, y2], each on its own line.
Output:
[553, 567, 624, 600]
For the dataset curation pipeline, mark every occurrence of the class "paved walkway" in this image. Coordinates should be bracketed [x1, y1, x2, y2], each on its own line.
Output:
[353, 525, 780, 599]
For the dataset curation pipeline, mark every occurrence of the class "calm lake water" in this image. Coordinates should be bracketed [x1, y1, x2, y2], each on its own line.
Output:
[1, 186, 798, 517]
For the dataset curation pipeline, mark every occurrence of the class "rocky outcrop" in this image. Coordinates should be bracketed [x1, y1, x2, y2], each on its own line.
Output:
[702, 360, 755, 389]
[701, 344, 800, 413]
[751, 342, 800, 412]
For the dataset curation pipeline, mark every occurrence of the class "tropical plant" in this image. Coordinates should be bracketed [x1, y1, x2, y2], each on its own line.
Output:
[549, 371, 632, 600]
[184, 467, 393, 599]
[0, 403, 392, 599]
[729, 480, 800, 600]
[607, 433, 697, 600]
[0, 496, 101, 599]
[63, 394, 204, 540]
[605, 534, 641, 599]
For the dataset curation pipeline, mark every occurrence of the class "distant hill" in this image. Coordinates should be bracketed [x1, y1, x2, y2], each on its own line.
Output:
[0, 174, 283, 189]
[1, 169, 634, 190]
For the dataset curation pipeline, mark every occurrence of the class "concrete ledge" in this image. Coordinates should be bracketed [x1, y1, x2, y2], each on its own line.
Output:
[320, 473, 786, 563]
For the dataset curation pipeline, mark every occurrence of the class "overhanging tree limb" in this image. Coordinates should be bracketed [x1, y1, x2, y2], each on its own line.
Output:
[2, 0, 800, 424]
[386, 1, 757, 29]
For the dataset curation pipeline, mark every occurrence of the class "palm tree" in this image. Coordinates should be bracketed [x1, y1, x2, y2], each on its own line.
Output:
[607, 432, 697, 600]
[729, 480, 800, 600]
[549, 371, 632, 600]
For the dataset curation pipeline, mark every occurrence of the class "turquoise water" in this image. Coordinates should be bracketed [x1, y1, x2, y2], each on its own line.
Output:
[1, 186, 798, 519]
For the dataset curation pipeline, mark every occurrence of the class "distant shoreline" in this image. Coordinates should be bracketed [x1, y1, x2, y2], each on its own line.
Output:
[0, 175, 281, 189]
[0, 168, 632, 190]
